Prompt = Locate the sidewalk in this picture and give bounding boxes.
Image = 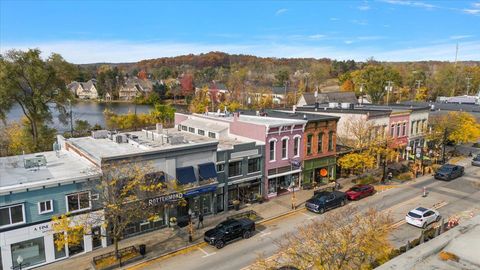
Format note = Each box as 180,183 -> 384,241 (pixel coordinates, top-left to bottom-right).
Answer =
36,189 -> 316,270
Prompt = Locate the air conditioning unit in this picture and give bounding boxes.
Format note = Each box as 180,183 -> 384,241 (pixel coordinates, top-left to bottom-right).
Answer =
114,134 -> 128,143
91,130 -> 108,139
24,155 -> 47,169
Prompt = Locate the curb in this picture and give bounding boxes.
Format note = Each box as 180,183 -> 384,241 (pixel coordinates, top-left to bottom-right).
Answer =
126,205 -> 308,269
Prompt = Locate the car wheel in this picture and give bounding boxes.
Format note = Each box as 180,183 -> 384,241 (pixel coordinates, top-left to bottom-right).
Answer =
319,208 -> 325,214
243,230 -> 251,239
422,222 -> 427,229
340,200 -> 345,206
215,240 -> 225,249
436,216 -> 441,222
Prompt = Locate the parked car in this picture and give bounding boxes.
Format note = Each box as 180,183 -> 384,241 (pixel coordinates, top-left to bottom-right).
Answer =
204,218 -> 255,249
345,184 -> 375,200
434,164 -> 464,181
472,154 -> 480,167
405,207 -> 440,228
305,190 -> 347,214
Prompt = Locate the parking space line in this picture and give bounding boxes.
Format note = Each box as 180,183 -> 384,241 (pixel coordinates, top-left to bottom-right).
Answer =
259,231 -> 272,237
198,246 -> 216,258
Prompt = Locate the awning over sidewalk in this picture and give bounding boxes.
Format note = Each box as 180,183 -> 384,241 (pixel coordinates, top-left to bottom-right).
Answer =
198,162 -> 217,180
176,166 -> 196,184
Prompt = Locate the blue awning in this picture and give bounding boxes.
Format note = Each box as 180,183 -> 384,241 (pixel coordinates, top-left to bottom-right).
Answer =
176,166 -> 196,185
198,162 -> 217,181
184,184 -> 218,197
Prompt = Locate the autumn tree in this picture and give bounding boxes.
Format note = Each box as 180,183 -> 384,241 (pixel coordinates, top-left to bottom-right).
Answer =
349,64 -> 402,103
150,104 -> 176,127
275,68 -> 290,86
180,73 -> 195,97
252,207 -> 393,270
52,161 -> 185,260
189,86 -> 211,113
338,152 -> 375,175
0,49 -> 74,151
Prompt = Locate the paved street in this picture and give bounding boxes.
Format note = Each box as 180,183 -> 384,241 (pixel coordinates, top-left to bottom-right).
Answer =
129,159 -> 480,270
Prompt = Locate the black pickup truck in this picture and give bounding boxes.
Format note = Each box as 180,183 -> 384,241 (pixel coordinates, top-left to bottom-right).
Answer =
204,218 -> 255,249
305,190 -> 347,214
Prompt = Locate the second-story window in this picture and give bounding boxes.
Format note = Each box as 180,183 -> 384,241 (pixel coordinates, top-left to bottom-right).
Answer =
396,124 -> 401,137
293,136 -> 300,157
402,123 -> 407,136
66,191 -> 91,213
317,133 -> 324,153
416,120 -> 420,134
390,124 -> 395,137
248,158 -> 261,173
411,121 -> 415,135
216,163 -> 225,172
307,134 -> 313,155
228,161 -> 242,177
281,138 -> 288,159
328,131 -> 334,151
38,200 -> 53,214
0,204 -> 25,228
269,140 -> 276,161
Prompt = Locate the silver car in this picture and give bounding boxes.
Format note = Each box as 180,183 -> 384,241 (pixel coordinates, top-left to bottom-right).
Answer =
472,154 -> 480,167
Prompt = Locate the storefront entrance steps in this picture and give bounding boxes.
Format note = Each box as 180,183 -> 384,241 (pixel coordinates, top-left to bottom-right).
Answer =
34,189 -> 317,270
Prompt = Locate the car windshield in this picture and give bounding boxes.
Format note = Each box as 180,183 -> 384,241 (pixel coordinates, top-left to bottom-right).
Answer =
438,166 -> 453,172
408,211 -> 422,218
314,195 -> 328,202
349,187 -> 361,192
216,223 -> 228,231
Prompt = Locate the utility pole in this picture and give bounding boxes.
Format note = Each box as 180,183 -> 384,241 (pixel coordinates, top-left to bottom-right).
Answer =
451,42 -> 459,97
68,99 -> 73,136
385,81 -> 393,106
442,128 -> 448,164
466,77 -> 472,95
284,80 -> 288,108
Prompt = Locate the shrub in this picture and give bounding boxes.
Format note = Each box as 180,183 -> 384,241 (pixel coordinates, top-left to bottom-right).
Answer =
439,251 -> 459,262
396,172 -> 414,181
357,174 -> 377,185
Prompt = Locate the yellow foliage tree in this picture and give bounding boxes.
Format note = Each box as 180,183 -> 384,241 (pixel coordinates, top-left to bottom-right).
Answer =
52,161 -> 185,260
429,112 -> 480,149
414,86 -> 428,101
252,207 -> 393,270
189,85 -> 211,113
338,152 -> 375,174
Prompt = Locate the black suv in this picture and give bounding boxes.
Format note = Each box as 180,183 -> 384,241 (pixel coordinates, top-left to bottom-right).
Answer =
204,218 -> 255,249
305,190 -> 347,214
434,164 -> 464,181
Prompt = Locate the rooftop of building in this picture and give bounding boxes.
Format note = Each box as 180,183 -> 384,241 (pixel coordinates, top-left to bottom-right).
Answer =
0,150 -> 101,194
401,101 -> 480,113
244,109 -> 340,122
190,112 -> 307,127
296,105 -> 392,117
67,128 -> 218,162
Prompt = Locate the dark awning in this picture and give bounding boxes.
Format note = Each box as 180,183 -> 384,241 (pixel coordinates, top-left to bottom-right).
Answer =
176,166 -> 196,184
198,162 -> 217,181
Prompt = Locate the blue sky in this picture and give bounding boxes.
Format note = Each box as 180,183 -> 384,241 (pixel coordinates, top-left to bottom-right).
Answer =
1,0 -> 479,63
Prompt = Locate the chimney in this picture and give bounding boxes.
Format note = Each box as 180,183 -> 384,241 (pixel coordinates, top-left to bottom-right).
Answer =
156,123 -> 163,134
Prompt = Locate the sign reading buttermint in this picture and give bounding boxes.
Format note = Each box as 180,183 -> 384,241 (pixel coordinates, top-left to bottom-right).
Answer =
147,193 -> 183,206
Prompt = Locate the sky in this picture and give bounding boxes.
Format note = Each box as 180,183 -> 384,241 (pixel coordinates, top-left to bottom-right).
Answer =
1,0 -> 480,64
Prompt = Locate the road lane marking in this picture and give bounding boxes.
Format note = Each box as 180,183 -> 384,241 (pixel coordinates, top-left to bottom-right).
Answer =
301,212 -> 315,220
259,231 -> 272,237
198,246 -> 216,258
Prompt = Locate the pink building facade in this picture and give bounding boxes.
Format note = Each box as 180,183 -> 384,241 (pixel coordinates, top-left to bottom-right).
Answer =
388,111 -> 410,159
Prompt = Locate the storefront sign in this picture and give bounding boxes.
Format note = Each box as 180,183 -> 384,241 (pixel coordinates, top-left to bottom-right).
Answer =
320,168 -> 328,177
147,193 -> 183,206
29,223 -> 53,234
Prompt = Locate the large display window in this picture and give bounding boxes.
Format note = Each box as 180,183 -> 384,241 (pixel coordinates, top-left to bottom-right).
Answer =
11,237 -> 46,268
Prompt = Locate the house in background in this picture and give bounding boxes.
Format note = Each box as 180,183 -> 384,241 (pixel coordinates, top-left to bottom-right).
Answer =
119,77 -> 153,100
67,79 -> 99,99
297,91 -> 358,107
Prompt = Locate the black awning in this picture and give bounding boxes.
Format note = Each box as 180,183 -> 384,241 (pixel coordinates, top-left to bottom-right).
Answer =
198,162 -> 217,181
176,166 -> 196,184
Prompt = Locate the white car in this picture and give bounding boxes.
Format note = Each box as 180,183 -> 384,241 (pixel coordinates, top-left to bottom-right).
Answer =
405,207 -> 441,228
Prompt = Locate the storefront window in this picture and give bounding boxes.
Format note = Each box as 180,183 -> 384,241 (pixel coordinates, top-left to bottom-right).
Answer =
11,237 -> 46,268
268,178 -> 277,194
68,230 -> 84,256
53,233 -> 67,259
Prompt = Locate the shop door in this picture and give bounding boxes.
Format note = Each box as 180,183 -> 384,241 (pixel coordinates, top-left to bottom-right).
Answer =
92,227 -> 103,249
199,194 -> 212,215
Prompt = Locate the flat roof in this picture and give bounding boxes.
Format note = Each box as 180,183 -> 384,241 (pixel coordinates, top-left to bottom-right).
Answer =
0,150 -> 101,194
296,106 -> 391,117
68,128 -> 218,161
180,118 -> 228,133
237,113 -> 307,127
267,110 -> 340,121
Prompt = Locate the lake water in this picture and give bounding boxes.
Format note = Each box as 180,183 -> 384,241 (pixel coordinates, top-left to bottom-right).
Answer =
5,101 -> 185,132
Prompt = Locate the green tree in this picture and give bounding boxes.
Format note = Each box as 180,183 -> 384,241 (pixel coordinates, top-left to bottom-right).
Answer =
350,64 -> 402,103
0,49 -> 74,151
275,68 -> 290,86
150,104 -> 176,126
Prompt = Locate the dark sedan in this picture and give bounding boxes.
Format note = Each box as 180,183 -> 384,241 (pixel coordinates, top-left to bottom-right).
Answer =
434,164 -> 464,181
345,184 -> 375,200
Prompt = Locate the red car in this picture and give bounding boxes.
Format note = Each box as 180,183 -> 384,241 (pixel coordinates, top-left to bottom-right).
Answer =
345,184 -> 375,200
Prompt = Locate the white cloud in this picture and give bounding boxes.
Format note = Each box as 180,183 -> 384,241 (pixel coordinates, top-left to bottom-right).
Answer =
381,0 -> 436,9
358,5 -> 371,11
463,9 -> 480,14
474,2 -> 480,8
450,35 -> 474,40
1,40 -> 479,63
275,8 -> 288,15
330,17 -> 339,21
308,34 -> 327,40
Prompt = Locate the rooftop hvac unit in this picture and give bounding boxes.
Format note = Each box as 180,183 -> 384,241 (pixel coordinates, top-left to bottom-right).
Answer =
24,155 -> 47,169
114,134 -> 128,144
169,135 -> 185,145
92,130 -> 108,139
